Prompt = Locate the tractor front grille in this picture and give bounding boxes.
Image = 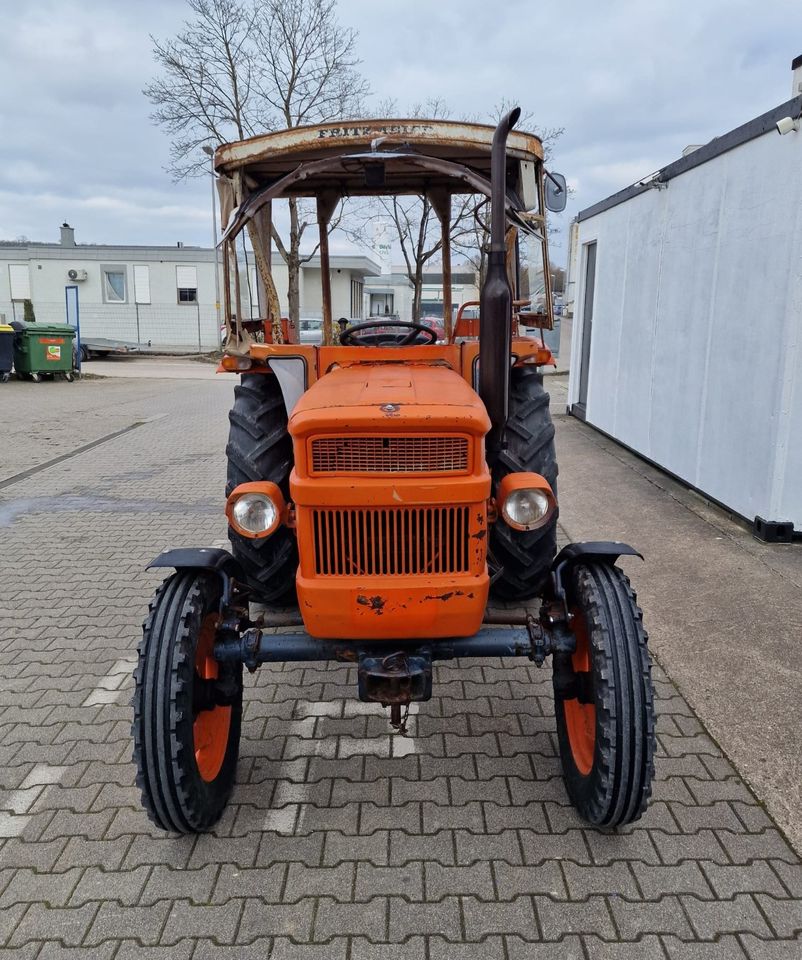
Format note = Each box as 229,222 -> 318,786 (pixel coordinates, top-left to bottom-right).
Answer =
310,436 -> 469,475
311,505 -> 471,576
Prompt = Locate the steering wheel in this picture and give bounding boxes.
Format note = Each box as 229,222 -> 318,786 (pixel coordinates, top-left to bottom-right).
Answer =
339,320 -> 438,347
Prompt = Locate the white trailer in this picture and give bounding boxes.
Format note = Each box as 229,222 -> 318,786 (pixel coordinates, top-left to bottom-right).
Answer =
568,76 -> 802,540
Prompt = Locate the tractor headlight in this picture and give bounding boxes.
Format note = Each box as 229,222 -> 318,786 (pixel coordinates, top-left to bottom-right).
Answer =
502,489 -> 550,528
496,473 -> 556,531
233,494 -> 277,535
226,482 -> 286,539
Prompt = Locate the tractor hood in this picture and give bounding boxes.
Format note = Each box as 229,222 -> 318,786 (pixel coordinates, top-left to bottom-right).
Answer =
288,363 -> 491,440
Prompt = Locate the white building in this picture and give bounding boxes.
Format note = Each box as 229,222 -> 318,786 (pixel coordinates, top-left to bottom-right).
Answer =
0,224 -> 379,350
364,268 -> 480,321
568,57 -> 802,538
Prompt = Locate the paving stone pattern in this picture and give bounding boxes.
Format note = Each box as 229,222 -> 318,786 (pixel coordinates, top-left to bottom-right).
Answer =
0,376 -> 800,958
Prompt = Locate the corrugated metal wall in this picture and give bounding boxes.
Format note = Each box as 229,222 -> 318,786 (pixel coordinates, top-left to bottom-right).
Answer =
569,125 -> 802,527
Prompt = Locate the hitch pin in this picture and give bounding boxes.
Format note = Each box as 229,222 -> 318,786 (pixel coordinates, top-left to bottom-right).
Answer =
389,703 -> 411,736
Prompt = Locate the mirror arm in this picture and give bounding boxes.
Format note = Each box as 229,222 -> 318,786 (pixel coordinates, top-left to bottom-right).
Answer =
544,168 -> 563,189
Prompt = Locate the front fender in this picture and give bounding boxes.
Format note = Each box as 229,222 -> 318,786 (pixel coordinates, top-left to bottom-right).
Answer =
147,547 -> 245,606
549,540 -> 643,615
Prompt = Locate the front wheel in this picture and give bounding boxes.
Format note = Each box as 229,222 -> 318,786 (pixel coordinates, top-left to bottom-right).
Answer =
132,572 -> 243,833
553,562 -> 655,827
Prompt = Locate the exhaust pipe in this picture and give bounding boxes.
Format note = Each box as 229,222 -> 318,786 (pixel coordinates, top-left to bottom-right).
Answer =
479,106 -> 521,463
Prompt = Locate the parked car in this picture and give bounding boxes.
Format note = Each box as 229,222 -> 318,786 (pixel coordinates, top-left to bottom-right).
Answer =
299,317 -> 324,344
419,315 -> 446,341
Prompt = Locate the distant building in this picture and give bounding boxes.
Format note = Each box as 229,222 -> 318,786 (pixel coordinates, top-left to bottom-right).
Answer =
568,56 -> 802,536
0,224 -> 379,349
364,268 -> 480,320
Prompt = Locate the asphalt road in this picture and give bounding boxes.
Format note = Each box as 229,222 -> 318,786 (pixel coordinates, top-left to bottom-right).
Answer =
0,369 -> 799,957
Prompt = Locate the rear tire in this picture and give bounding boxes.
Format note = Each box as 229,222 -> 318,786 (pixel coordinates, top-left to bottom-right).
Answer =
225,373 -> 298,604
554,562 -> 656,826
489,366 -> 559,599
132,572 -> 243,833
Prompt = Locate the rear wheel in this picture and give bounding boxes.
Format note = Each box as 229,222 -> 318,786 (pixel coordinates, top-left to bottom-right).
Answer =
554,562 -> 655,826
226,373 -> 297,604
489,366 -> 558,599
132,572 -> 243,833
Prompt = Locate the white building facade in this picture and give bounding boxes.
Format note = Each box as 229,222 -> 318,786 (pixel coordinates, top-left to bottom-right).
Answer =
569,73 -> 802,536
0,224 -> 379,350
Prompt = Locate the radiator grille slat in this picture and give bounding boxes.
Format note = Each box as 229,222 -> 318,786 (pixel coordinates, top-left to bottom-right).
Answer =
311,506 -> 472,576
311,436 -> 469,474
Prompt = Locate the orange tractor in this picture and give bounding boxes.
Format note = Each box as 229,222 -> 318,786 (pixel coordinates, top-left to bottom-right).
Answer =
133,110 -> 655,833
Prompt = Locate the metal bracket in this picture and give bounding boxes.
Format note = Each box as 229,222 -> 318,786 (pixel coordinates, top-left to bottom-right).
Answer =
528,613 -> 575,667
241,628 -> 262,673
357,650 -> 433,705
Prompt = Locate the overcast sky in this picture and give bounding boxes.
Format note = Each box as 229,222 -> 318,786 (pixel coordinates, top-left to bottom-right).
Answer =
1,0 -> 801,265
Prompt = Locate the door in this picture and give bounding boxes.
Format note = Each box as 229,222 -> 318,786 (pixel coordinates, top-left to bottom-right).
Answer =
576,242 -> 597,416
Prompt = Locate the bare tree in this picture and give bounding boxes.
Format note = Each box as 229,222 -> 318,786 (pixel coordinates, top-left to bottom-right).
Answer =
144,0 -> 369,323
365,193 -> 475,321
358,98 -> 564,321
252,0 -> 369,323
452,104 -> 565,290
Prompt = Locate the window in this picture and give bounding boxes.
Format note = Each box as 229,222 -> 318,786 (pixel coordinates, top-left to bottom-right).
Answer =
133,265 -> 151,304
350,278 -> 364,319
8,264 -> 31,300
176,265 -> 198,304
102,267 -> 126,303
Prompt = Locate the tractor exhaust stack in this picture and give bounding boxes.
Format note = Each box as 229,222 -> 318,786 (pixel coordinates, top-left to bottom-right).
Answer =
479,106 -> 521,463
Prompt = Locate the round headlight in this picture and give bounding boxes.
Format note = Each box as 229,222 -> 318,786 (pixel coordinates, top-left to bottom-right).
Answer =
232,493 -> 278,535
503,488 -> 551,529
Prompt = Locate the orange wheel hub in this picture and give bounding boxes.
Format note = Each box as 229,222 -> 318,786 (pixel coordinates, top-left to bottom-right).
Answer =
193,614 -> 231,782
563,608 -> 596,775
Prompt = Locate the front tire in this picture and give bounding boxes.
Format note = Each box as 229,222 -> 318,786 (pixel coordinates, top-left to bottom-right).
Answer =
554,562 -> 656,827
132,572 -> 243,833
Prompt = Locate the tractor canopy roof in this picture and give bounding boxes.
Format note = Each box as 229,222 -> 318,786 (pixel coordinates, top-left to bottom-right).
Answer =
215,119 -> 545,242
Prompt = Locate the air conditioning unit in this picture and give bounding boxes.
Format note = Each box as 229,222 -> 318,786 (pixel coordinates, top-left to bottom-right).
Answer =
67,269 -> 88,281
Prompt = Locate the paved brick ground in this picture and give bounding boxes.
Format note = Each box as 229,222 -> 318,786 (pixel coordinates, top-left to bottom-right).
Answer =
0,375 -> 800,958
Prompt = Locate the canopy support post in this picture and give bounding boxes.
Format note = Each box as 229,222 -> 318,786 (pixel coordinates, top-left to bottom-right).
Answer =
429,189 -> 453,341
317,192 -> 339,346
248,202 -> 283,343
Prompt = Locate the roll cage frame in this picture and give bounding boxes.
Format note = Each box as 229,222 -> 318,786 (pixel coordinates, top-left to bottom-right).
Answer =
211,119 -> 557,352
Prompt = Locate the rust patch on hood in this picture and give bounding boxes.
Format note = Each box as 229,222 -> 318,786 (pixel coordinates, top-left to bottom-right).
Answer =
422,590 -> 467,602
357,594 -> 386,613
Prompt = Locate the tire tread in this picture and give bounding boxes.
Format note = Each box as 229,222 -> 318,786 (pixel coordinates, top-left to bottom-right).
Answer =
554,562 -> 656,827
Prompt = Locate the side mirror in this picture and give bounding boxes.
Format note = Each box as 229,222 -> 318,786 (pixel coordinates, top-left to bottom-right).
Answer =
545,171 -> 567,213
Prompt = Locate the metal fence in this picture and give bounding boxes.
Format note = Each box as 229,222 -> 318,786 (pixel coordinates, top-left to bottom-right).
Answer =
0,300 -> 222,352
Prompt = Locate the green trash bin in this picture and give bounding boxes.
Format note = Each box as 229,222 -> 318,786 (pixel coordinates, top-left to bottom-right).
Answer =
13,323 -> 76,382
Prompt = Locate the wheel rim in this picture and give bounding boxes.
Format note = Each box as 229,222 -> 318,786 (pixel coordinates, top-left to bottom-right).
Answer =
563,607 -> 596,775
193,614 -> 231,782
